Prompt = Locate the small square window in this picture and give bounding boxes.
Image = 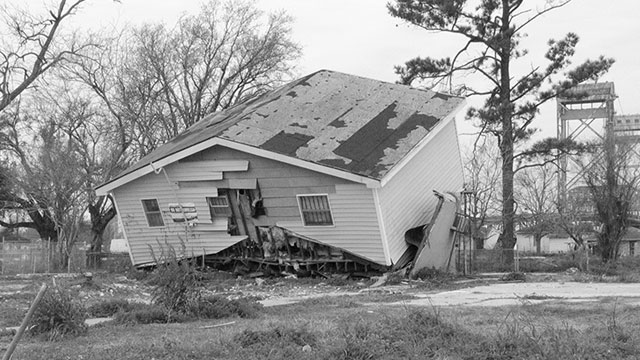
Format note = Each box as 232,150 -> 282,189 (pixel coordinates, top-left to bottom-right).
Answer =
298,195 -> 334,226
141,199 -> 164,227
208,196 -> 232,217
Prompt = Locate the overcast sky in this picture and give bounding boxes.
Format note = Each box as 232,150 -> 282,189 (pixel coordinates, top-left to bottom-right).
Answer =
33,0 -> 640,143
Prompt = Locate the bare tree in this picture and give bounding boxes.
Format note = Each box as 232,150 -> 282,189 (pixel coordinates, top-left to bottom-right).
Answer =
463,136 -> 501,249
583,131 -> 640,262
0,98 -> 87,268
45,85 -> 125,268
70,0 -> 300,156
0,0 -> 301,269
0,0 -> 90,112
387,0 -> 614,262
103,0 -> 302,142
0,105 -> 58,241
514,163 -> 557,254
61,0 -> 300,265
556,186 -> 596,249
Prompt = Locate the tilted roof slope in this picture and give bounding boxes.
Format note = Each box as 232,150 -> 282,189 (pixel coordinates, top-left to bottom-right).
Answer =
100,70 -> 464,189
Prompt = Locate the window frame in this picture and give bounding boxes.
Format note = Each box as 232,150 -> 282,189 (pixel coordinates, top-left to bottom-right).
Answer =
296,194 -> 335,227
207,195 -> 233,218
140,198 -> 165,227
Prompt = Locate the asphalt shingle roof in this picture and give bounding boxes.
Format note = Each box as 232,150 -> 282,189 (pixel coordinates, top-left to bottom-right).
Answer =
108,70 -> 463,184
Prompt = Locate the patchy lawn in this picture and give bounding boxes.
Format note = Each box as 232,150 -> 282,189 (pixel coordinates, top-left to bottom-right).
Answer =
2,270 -> 640,359
4,298 -> 640,360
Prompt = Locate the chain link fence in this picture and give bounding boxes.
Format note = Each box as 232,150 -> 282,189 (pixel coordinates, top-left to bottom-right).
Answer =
456,248 -> 517,274
0,238 -> 128,275
458,247 -> 588,274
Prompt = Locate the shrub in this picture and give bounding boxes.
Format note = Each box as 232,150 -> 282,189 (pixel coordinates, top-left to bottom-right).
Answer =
149,242 -> 203,314
29,285 -> 87,341
501,272 -> 526,281
87,299 -> 132,317
190,295 -> 262,319
113,303 -> 187,324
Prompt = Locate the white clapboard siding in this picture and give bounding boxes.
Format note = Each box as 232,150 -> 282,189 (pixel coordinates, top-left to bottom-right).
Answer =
192,145 -> 354,223
189,146 -> 385,262
164,159 -> 248,181
277,184 -> 385,264
114,144 -> 385,266
376,120 -> 464,264
173,160 -> 249,172
112,170 -> 244,266
169,172 -> 223,181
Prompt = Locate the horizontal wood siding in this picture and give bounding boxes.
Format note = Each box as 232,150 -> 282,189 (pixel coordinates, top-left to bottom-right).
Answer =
278,184 -> 385,263
112,170 -> 242,266
376,120 -> 464,265
113,144 -> 386,265
186,146 -> 386,263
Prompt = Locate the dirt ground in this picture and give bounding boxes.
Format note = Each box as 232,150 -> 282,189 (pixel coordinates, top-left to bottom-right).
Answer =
3,271 -> 640,360
2,271 -> 640,329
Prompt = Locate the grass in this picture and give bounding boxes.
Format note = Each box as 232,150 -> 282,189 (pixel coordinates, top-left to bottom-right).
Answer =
4,260 -> 640,358
5,295 -> 640,359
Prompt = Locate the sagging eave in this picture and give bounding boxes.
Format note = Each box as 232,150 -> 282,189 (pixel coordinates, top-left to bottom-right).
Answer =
95,137 -> 382,196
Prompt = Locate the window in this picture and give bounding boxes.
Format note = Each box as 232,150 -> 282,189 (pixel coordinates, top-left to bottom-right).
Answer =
141,199 -> 164,227
631,241 -> 636,256
207,195 -> 232,217
298,194 -> 334,226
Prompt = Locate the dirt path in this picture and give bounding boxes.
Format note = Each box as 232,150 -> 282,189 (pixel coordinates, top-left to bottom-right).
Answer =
393,282 -> 640,307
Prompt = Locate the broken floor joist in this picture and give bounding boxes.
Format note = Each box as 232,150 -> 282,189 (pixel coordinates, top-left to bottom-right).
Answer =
204,226 -> 387,275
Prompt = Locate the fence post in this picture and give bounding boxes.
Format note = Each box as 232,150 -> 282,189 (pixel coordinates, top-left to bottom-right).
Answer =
47,238 -> 50,273
2,283 -> 48,360
67,246 -> 71,273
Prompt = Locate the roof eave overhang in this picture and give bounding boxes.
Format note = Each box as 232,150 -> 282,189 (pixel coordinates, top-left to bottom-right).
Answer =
95,137 -> 381,196
379,98 -> 467,188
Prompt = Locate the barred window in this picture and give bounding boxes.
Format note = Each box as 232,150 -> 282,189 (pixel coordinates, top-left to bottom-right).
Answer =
141,199 -> 164,227
298,195 -> 334,226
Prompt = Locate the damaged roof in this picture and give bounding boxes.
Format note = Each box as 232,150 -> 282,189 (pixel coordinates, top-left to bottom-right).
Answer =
104,70 -> 464,185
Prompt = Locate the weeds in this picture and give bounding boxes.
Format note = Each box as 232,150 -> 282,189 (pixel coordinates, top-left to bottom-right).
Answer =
149,242 -> 203,315
28,285 -> 87,341
234,323 -> 316,348
113,303 -> 188,324
190,295 -> 262,319
410,267 -> 456,290
87,299 -> 133,317
501,271 -> 526,281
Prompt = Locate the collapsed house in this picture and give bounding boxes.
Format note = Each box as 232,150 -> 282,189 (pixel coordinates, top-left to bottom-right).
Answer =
95,70 -> 466,272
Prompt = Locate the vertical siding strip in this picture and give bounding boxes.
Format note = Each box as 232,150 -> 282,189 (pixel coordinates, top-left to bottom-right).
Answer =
377,120 -> 464,264
373,188 -> 391,265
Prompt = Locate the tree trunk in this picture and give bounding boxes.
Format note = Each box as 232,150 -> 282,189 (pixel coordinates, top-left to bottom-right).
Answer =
497,0 -> 515,265
534,233 -> 542,254
86,196 -> 117,269
86,233 -> 104,269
